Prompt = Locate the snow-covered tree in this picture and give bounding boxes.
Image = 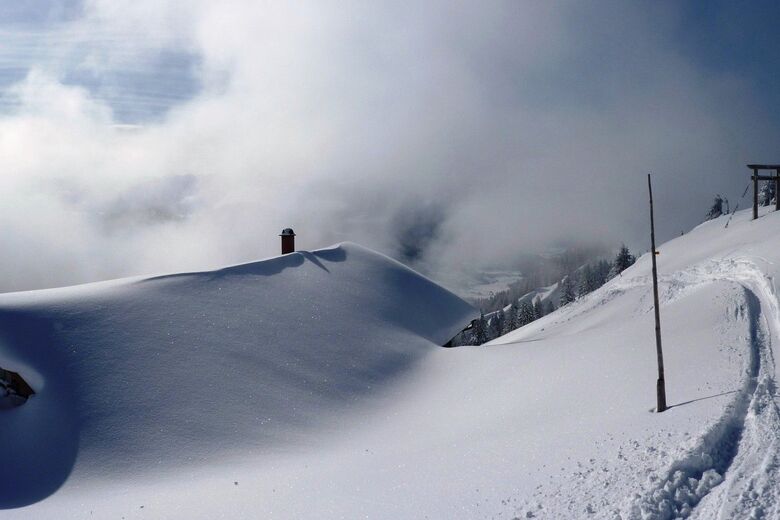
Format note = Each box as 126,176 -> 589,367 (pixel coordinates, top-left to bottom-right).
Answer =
502,306 -> 515,335
533,298 -> 544,320
543,300 -> 556,315
705,194 -> 727,220
577,265 -> 593,298
517,301 -> 536,327
592,260 -> 611,288
491,309 -> 505,339
577,259 -> 612,296
473,312 -> 487,345
608,245 -> 636,280
760,181 -> 776,207
559,276 -> 576,307
507,302 -> 520,331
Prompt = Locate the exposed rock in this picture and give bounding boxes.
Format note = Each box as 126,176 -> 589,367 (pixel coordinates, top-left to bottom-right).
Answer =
0,367 -> 34,409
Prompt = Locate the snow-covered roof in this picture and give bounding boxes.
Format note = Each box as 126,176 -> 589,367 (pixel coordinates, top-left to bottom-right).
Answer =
0,241 -> 476,510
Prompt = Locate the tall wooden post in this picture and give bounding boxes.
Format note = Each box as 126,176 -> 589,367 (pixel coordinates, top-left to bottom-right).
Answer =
648,174 -> 667,413
754,168 -> 759,220
776,169 -> 780,212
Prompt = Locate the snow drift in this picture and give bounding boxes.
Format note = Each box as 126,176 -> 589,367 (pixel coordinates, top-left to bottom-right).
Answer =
6,207 -> 780,519
0,242 -> 476,509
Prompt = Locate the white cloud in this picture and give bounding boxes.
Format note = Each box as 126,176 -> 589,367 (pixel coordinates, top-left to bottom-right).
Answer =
0,1 -> 776,292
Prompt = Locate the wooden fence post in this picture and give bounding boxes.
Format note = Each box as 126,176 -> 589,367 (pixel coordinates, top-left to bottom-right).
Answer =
754,168 -> 759,220
648,174 -> 667,413
776,169 -> 780,212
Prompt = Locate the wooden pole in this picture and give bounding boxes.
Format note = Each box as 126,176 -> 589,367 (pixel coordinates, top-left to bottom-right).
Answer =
648,174 -> 667,413
754,168 -> 759,220
776,169 -> 780,212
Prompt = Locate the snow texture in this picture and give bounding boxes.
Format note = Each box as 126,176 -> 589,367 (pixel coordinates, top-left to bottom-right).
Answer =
5,208 -> 780,519
0,242 -> 476,512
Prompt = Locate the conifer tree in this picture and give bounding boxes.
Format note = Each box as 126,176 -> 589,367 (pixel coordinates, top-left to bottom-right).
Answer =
593,259 -> 611,288
705,194 -> 726,220
502,306 -> 515,335
473,312 -> 487,345
608,245 -> 636,280
510,301 -> 522,329
760,181 -> 776,207
518,301 -> 536,327
533,298 -> 544,319
577,265 -> 593,298
559,276 -> 576,307
492,309 -> 505,339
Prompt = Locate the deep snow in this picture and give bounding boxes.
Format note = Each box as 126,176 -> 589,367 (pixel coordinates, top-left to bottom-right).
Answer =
3,208 -> 780,519
0,242 -> 476,512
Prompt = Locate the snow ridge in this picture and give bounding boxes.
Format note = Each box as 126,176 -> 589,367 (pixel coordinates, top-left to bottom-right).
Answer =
0,242 -> 478,510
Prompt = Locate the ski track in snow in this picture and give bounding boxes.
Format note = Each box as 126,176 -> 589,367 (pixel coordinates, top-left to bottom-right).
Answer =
617,258 -> 780,519
507,257 -> 780,519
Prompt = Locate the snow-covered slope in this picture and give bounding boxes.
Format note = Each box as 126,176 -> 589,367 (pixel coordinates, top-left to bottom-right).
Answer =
5,207 -> 780,519
0,242 -> 476,512
490,207 -> 780,518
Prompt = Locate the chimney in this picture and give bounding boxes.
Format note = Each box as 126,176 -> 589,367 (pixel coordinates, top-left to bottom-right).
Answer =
279,228 -> 296,254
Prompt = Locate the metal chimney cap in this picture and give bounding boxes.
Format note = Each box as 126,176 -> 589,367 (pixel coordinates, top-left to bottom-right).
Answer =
279,228 -> 296,236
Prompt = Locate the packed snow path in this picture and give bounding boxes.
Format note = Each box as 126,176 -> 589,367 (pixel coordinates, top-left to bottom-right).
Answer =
616,259 -> 780,519
489,207 -> 780,520
488,253 -> 780,520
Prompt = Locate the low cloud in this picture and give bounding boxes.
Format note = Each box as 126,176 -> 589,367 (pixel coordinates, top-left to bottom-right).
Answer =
0,1 -> 777,293
97,174 -> 200,234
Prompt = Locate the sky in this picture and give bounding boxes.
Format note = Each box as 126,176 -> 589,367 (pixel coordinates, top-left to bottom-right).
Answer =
0,1 -> 778,293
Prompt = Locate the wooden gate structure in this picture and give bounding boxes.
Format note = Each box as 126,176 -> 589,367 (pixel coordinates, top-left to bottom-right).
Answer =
748,164 -> 780,220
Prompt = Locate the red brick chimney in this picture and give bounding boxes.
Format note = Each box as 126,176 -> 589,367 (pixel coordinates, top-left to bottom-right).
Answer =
279,228 -> 296,254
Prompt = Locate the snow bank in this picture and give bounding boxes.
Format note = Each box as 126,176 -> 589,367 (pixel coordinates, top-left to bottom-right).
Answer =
0,242 -> 476,509
7,207 -> 780,519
